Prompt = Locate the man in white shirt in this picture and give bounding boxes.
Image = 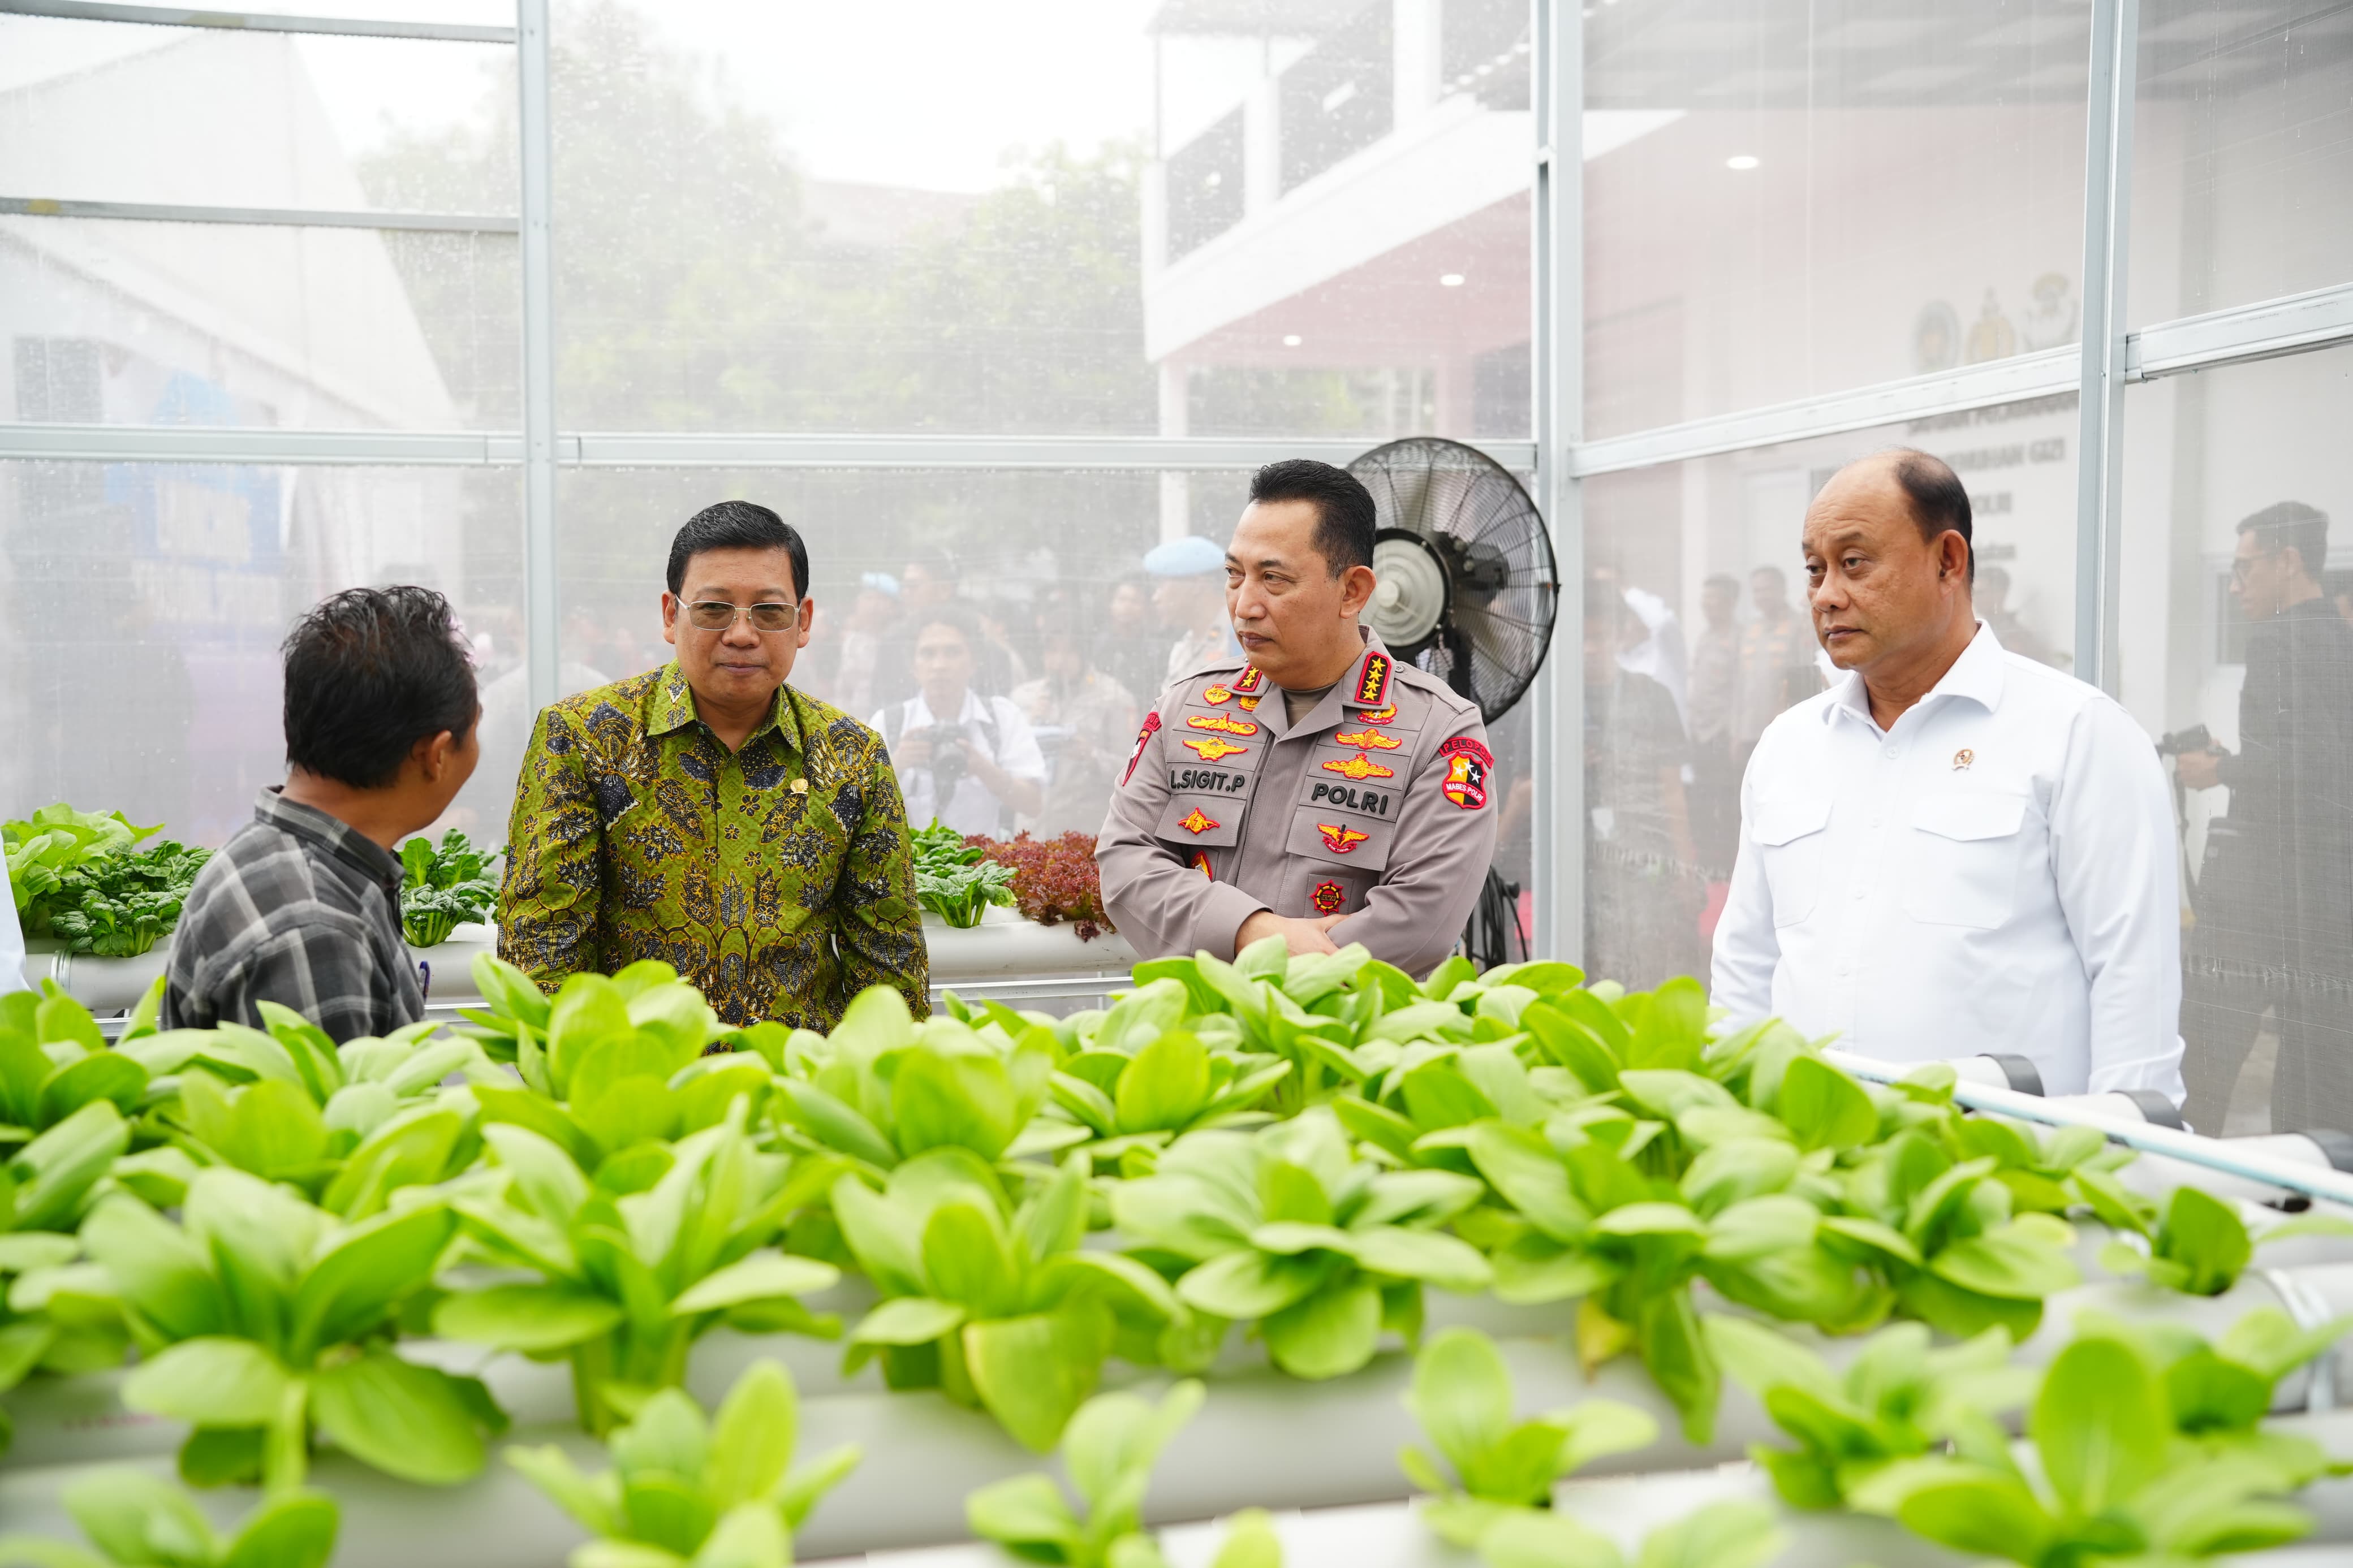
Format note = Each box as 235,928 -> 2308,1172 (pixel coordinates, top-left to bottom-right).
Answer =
1,866 -> 27,994
1711,450 -> 2184,1103
874,605 -> 1046,838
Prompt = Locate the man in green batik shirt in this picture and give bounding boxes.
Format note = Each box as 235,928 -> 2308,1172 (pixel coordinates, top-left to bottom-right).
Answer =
499,501 -> 927,1028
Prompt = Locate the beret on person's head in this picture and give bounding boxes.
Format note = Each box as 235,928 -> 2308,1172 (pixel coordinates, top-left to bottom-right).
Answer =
1143,535 -> 1226,578
859,571 -> 901,597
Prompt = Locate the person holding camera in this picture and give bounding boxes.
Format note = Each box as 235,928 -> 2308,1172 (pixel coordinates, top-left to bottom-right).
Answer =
2174,502 -> 2353,1133
874,605 -> 1046,838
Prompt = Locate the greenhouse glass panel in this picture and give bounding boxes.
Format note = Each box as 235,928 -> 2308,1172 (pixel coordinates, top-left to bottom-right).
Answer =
1578,396 -> 2080,990
544,1 -> 1532,441
2115,345 -> 2353,1138
1584,1 -> 2092,439
2127,0 -> 2353,327
0,460 -> 522,848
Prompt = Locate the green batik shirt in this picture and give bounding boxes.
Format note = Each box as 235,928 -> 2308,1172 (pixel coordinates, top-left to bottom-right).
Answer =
498,662 -> 928,1029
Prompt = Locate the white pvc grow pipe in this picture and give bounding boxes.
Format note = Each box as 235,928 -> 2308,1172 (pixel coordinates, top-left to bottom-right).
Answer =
1828,1048 -> 2353,1210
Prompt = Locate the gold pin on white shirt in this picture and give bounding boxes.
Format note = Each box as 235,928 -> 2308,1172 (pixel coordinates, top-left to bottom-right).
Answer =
1952,748 -> 1975,771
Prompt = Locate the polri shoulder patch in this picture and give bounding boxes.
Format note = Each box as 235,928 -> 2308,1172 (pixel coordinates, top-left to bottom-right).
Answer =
1122,711 -> 1162,785
1351,651 -> 1391,707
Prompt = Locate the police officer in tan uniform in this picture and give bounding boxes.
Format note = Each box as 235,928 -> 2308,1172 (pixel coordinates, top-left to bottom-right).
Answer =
1097,460 -> 1498,978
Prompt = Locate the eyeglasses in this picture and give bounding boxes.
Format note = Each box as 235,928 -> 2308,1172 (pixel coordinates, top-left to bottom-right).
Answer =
685,600 -> 799,632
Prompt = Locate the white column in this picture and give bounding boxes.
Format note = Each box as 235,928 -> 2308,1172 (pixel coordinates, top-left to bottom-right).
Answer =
1395,0 -> 1442,127
1159,360 -> 1191,544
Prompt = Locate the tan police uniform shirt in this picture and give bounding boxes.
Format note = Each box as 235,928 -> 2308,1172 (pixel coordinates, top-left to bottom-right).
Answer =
1096,631 -> 1499,979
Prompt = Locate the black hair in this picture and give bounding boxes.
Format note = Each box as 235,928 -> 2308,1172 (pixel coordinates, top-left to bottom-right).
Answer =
283,586 -> 478,789
666,500 -> 809,602
1248,458 -> 1377,576
2238,501 -> 2329,580
910,603 -> 999,694
1702,573 -> 1740,595
1888,448 -> 1975,585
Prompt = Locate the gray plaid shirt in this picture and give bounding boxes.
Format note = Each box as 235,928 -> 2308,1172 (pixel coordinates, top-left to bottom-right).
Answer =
162,789 -> 423,1042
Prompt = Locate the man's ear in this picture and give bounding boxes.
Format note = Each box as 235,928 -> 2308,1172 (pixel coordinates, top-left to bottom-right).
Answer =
1338,563 -> 1378,618
661,590 -> 680,648
415,729 -> 458,783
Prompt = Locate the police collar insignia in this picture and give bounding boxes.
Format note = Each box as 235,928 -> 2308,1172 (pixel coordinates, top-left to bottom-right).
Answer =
1316,822 -> 1369,853
1312,879 -> 1346,913
1178,806 -> 1219,835
1351,651 -> 1391,707
1438,735 -> 1492,810
1122,711 -> 1161,785
1231,665 -> 1266,694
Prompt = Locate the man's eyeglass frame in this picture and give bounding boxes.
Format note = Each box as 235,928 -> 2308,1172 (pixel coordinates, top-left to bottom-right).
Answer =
683,599 -> 801,632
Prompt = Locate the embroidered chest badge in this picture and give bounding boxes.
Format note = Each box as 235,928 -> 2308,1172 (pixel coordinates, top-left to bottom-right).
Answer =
1352,651 -> 1391,706
1178,806 -> 1219,835
1190,850 -> 1213,877
1201,684 -> 1234,705
1953,748 -> 1975,771
1122,711 -> 1162,785
1312,880 -> 1346,914
1182,736 -> 1249,763
1439,735 -> 1494,810
1188,714 -> 1259,736
1358,700 -> 1398,724
1317,822 -> 1369,853
1333,727 -> 1402,750
1236,694 -> 1262,711
1321,751 -> 1396,781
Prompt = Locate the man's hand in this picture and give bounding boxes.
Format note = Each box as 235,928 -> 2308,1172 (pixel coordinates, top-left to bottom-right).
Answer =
2174,747 -> 2225,791
1236,908 -> 1346,957
895,732 -> 934,768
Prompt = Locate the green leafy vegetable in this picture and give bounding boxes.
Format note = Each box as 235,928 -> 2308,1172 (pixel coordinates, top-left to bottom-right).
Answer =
397,830 -> 499,947
0,1468 -> 338,1568
1476,1500 -> 1789,1568
507,1358 -> 860,1568
1398,1326 -> 1657,1545
911,819 -> 1016,928
3,805 -> 160,931
964,1379 -> 1204,1568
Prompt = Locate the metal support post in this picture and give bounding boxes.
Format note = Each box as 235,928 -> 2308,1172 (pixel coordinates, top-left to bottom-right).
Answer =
518,0 -> 559,712
2072,0 -> 2137,690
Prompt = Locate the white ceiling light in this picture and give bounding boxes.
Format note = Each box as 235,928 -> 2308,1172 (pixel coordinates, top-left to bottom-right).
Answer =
1440,273 -> 1466,287
1282,334 -> 1303,347
1726,154 -> 1761,171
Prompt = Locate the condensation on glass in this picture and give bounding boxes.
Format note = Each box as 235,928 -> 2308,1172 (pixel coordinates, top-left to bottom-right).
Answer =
2117,346 -> 2353,1137
2128,1 -> 2353,326
0,461 -> 522,847
1584,2 -> 2093,438
1578,399 -> 2080,991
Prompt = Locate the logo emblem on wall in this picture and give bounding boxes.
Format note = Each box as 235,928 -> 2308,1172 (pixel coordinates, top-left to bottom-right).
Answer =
1182,736 -> 1249,762
1333,727 -> 1402,750
1438,735 -> 1493,810
1188,714 -> 1259,736
1122,712 -> 1161,785
1312,880 -> 1346,914
1321,751 -> 1395,781
1178,807 -> 1219,835
1352,652 -> 1391,707
1317,822 -> 1369,854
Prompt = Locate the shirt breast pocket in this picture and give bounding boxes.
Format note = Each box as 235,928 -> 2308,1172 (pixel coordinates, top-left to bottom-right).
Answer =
1751,796 -> 1832,927
1903,792 -> 2030,930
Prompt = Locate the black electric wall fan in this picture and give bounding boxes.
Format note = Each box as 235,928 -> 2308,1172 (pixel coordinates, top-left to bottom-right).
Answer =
1347,437 -> 1561,966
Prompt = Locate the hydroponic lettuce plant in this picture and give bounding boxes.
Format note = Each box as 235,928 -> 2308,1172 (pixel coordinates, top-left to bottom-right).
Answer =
1111,1109 -> 1491,1379
3,805 -> 160,932
965,1379 -> 1204,1568
0,1468 -> 338,1568
2088,1182 -> 2353,1297
1398,1327 -> 1658,1547
912,819 -> 1015,928
833,1149 -> 1184,1450
1706,1316 -> 2035,1508
768,986 -> 1070,1181
397,830 -> 499,948
434,1099 -> 842,1434
1046,1012 -> 1291,1172
972,830 -> 1114,939
44,840 -> 212,958
1,1100 -> 136,1454
1476,1501 -> 1789,1568
507,1359 -> 860,1568
84,1168 -> 503,1489
0,987 -> 152,1152
1851,1331 -> 2326,1566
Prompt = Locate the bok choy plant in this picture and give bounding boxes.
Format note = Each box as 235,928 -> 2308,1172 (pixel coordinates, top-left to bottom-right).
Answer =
1473,1501 -> 1789,1568
1111,1109 -> 1490,1380
507,1359 -> 860,1568
0,1468 -> 338,1568
964,1379 -> 1205,1568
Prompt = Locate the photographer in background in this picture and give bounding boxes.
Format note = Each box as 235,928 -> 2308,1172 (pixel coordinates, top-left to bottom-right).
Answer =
875,605 -> 1045,838
2174,502 -> 2353,1133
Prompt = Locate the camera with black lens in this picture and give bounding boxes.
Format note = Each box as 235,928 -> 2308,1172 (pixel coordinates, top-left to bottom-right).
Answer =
907,724 -> 968,791
2157,723 -> 2213,757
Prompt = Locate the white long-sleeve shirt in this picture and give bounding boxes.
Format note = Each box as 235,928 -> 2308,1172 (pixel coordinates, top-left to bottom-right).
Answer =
0,864 -> 25,994
1710,622 -> 2184,1102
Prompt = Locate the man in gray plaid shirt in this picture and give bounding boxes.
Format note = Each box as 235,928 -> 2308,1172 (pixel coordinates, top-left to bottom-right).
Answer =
164,587 -> 481,1042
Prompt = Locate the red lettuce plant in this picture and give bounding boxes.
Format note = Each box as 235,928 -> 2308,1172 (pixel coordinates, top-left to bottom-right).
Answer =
965,832 -> 1114,940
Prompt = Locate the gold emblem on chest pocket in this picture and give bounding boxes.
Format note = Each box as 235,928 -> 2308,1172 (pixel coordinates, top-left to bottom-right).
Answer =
1183,736 -> 1249,762
1321,751 -> 1396,781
